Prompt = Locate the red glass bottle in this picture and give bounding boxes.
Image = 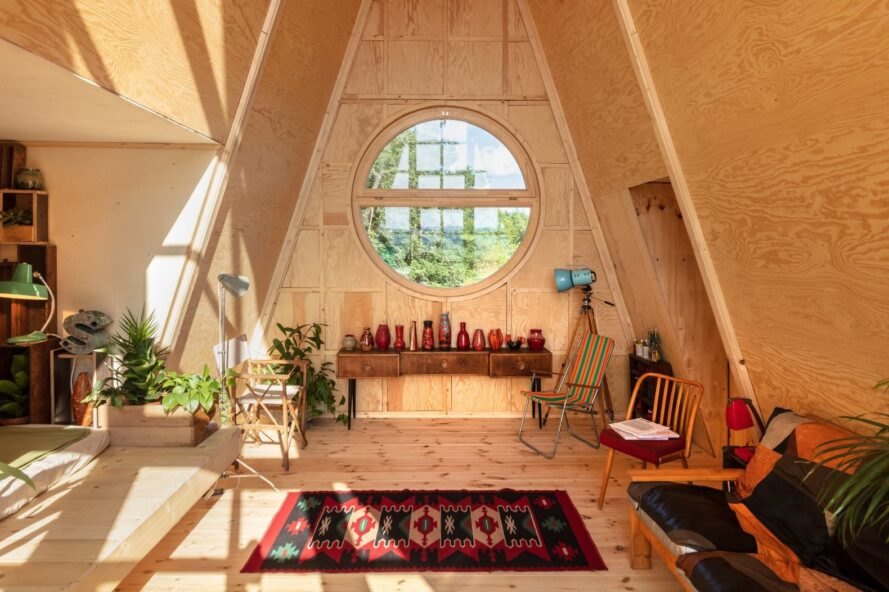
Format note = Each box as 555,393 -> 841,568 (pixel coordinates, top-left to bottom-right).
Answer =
438,312 -> 451,350
393,325 -> 405,351
456,322 -> 470,351
422,320 -> 435,351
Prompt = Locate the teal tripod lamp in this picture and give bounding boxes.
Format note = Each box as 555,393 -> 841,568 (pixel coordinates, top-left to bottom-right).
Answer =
0,263 -> 55,344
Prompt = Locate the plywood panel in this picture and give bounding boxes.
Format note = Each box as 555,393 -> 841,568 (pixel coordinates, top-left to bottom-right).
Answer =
0,0 -> 269,141
345,41 -> 385,95
510,291 -> 573,352
363,0 -> 385,38
507,105 -> 567,163
623,0 -> 889,423
506,0 -> 527,39
322,163 -> 352,226
510,230 -> 570,289
386,285 -> 444,329
448,0 -> 504,38
450,286 -> 508,335
323,103 -> 385,162
270,291 -> 321,330
387,41 -> 445,95
507,42 -> 545,97
527,0 -> 665,194
324,227 -> 386,289
446,41 -> 503,96
172,0 -> 362,371
542,167 -> 571,227
387,0 -> 446,37
451,376 -> 510,412
387,375 -> 449,411
302,176 -> 322,228
324,290 -> 387,346
281,229 -> 321,288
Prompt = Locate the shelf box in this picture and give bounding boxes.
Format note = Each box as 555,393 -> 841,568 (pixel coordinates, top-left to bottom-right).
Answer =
1,190 -> 48,243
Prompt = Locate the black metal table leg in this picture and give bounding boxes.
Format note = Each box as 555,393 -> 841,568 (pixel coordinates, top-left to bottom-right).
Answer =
348,379 -> 356,430
531,376 -> 543,430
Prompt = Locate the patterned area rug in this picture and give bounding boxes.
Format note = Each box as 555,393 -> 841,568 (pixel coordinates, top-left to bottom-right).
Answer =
242,489 -> 607,573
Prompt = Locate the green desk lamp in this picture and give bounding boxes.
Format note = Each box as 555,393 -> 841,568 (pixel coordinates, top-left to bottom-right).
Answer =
0,263 -> 55,344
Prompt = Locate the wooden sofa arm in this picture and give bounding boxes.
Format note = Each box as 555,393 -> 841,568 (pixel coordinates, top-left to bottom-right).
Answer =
628,468 -> 744,483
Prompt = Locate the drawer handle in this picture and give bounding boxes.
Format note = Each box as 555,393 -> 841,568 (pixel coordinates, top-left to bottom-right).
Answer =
439,359 -> 448,369
362,363 -> 372,372
517,361 -> 526,370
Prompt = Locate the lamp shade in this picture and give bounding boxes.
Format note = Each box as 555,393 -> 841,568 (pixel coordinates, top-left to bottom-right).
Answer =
0,263 -> 48,300
726,398 -> 755,431
553,268 -> 596,292
218,273 -> 250,298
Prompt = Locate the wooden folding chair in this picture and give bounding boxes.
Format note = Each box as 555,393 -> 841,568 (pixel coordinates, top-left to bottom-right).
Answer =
234,358 -> 308,471
518,334 -> 615,459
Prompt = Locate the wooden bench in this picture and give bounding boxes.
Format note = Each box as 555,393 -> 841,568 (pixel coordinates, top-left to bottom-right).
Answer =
0,426 -> 239,591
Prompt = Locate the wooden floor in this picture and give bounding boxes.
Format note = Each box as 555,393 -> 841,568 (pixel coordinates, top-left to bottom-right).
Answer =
118,417 -> 706,591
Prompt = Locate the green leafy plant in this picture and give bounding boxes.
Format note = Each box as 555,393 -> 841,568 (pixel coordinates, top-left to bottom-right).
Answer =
269,323 -> 345,425
0,461 -> 34,489
86,308 -> 168,408
816,378 -> 889,545
160,365 -> 219,415
0,353 -> 29,419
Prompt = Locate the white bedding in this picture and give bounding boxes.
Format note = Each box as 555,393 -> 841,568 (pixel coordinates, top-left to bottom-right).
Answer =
0,425 -> 111,520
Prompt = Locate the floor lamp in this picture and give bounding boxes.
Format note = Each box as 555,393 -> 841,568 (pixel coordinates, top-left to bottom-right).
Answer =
216,273 -> 278,492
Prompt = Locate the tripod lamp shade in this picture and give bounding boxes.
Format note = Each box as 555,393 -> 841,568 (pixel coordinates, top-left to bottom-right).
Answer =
0,263 -> 48,300
553,268 -> 596,293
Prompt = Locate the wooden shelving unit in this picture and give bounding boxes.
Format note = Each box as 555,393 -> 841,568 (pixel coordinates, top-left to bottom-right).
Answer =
1,189 -> 49,243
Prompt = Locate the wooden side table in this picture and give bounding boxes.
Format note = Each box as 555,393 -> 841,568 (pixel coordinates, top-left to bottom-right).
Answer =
335,348 -> 552,429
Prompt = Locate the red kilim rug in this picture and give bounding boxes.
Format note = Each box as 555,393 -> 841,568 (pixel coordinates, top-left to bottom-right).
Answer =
242,489 -> 606,573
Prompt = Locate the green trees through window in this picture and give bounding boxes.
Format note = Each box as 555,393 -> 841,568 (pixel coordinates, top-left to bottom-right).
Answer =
357,116 -> 534,291
361,206 -> 530,288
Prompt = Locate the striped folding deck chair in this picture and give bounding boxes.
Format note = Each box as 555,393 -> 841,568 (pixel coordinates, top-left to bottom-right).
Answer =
518,334 -> 615,459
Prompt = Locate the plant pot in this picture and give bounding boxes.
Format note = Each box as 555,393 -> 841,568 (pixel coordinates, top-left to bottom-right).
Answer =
0,415 -> 29,426
99,402 -> 213,447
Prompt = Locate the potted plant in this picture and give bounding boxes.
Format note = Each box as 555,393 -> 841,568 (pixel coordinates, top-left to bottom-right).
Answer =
0,353 -> 29,425
86,308 -> 220,446
816,378 -> 889,545
269,323 -> 346,426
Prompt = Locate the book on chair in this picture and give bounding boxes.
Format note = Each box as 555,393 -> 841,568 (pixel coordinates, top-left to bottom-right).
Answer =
610,418 -> 679,440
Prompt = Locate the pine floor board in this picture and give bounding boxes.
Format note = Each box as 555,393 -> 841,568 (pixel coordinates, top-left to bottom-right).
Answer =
119,418 -> 706,591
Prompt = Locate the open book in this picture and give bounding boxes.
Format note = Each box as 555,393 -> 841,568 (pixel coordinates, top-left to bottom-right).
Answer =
610,418 -> 679,440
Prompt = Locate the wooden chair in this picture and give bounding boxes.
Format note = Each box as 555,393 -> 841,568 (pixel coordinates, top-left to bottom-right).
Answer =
234,358 -> 308,471
597,372 -> 703,510
518,334 -> 614,459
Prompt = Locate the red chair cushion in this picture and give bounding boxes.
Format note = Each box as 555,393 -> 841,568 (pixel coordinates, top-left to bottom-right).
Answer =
599,427 -> 686,465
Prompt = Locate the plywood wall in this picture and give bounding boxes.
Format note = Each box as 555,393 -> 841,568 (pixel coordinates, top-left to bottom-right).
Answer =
266,0 -> 631,416
623,0 -> 889,421
169,0 -> 363,371
24,145 -> 219,332
0,0 -> 269,141
525,0 -> 665,196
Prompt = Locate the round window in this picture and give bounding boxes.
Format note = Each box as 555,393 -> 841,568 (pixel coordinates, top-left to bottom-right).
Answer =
353,108 -> 540,296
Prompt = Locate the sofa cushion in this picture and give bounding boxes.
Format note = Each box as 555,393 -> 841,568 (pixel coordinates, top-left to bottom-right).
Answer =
677,551 -> 799,592
599,428 -> 686,465
628,482 -> 757,554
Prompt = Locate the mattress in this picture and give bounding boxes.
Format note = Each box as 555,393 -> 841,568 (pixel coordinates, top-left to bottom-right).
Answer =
0,425 -> 111,520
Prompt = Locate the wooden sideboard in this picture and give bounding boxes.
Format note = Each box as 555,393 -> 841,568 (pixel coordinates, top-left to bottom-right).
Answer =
336,348 -> 552,429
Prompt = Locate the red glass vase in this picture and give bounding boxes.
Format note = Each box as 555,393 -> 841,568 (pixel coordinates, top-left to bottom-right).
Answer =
422,320 -> 435,351
375,324 -> 391,350
488,328 -> 503,352
456,322 -> 470,351
438,312 -> 451,350
359,327 -> 374,351
472,329 -> 486,351
393,325 -> 405,351
528,328 -> 546,351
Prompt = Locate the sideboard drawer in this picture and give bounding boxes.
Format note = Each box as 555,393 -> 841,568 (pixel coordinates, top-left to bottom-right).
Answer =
337,353 -> 399,378
400,352 -> 489,375
490,351 -> 552,377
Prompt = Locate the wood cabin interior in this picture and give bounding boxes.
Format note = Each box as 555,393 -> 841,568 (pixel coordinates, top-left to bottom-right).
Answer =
0,1 -> 886,591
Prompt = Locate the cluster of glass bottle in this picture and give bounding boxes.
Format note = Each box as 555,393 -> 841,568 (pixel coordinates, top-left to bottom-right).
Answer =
634,328 -> 663,362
